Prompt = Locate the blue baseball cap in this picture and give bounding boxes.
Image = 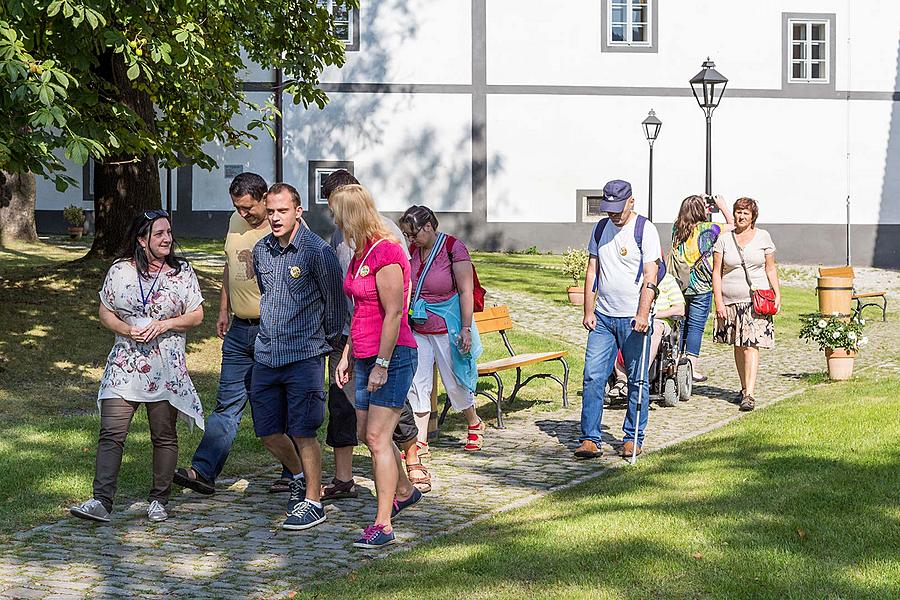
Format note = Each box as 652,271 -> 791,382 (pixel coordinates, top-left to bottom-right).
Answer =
599,180 -> 632,212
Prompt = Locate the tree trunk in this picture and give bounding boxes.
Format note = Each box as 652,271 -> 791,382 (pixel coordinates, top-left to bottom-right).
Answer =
0,171 -> 39,246
87,52 -> 161,259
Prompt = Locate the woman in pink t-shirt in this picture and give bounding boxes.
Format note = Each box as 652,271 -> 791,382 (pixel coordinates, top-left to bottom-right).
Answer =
332,185 -> 421,550
399,206 -> 485,458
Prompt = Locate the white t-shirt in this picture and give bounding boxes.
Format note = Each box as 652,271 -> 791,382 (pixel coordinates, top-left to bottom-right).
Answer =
587,215 -> 662,318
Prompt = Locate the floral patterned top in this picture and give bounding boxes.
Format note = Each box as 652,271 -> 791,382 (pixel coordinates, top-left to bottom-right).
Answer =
97,260 -> 205,430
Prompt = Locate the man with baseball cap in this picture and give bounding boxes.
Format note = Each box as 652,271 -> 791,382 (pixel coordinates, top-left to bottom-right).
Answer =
575,179 -> 662,459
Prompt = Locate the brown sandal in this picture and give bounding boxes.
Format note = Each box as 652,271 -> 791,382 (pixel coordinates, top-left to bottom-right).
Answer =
406,461 -> 432,493
465,420 -> 485,451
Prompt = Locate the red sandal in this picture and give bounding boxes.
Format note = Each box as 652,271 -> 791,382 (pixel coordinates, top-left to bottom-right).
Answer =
465,420 -> 485,451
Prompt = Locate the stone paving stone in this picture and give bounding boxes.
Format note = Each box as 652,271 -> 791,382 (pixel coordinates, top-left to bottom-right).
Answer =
0,285 -> 894,598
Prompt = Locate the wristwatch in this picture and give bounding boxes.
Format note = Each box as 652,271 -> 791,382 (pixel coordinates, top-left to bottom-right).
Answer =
375,357 -> 390,369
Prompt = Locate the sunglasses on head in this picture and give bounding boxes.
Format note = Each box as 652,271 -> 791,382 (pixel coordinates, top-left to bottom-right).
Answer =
143,209 -> 169,220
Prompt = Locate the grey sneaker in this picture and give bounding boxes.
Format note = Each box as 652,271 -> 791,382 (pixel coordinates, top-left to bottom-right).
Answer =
147,500 -> 168,522
70,499 -> 111,523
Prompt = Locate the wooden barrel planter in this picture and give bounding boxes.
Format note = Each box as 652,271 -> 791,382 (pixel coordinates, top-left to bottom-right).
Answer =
816,276 -> 853,316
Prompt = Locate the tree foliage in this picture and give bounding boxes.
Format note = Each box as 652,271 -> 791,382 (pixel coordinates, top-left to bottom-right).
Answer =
0,0 -> 356,188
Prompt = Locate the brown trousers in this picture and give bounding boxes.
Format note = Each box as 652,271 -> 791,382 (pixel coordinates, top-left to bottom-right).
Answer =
93,397 -> 179,512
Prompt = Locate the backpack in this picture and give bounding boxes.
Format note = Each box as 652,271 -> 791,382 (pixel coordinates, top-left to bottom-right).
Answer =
446,235 -> 486,312
409,235 -> 486,313
591,215 -> 666,293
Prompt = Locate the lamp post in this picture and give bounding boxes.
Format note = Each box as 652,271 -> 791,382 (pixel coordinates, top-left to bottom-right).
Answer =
689,58 -> 728,196
641,109 -> 662,221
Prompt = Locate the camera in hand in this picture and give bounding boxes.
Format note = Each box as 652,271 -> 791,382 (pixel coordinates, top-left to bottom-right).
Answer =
703,194 -> 719,213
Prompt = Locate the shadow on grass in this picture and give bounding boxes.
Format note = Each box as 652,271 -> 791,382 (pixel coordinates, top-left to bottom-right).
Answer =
300,419 -> 900,599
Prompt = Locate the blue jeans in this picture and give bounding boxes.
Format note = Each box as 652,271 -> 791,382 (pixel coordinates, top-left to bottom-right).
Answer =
580,311 -> 653,446
681,292 -> 712,357
191,318 -> 292,482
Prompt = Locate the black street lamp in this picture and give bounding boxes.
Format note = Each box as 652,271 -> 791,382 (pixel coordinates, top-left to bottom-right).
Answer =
689,58 -> 728,196
641,109 -> 662,221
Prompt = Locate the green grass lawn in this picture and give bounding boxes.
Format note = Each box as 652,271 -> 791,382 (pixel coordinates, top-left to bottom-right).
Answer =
301,370 -> 900,599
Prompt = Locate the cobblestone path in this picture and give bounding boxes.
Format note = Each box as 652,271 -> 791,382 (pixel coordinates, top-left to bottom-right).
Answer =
0,286 -> 895,599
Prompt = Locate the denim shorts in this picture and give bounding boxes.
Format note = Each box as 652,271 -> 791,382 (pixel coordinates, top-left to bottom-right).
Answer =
250,355 -> 326,438
354,345 -> 418,410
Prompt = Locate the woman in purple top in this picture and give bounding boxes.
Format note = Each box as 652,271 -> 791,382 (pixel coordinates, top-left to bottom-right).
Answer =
399,205 -> 485,465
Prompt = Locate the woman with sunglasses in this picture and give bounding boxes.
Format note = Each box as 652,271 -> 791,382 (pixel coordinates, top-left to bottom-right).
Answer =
70,209 -> 205,524
399,205 -> 485,465
668,194 -> 734,383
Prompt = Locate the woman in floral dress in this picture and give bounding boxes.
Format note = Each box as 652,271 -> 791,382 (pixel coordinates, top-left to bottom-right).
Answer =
70,210 -> 204,524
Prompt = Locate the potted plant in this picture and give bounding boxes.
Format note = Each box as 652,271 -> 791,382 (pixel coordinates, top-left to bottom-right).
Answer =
63,204 -> 86,240
799,313 -> 868,380
562,248 -> 589,305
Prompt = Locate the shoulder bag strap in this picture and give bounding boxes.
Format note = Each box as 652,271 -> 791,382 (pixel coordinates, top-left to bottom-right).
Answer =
412,232 -> 446,305
732,231 -> 755,292
353,238 -> 385,279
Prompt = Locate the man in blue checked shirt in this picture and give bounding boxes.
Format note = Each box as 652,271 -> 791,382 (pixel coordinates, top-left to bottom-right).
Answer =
251,182 -> 346,532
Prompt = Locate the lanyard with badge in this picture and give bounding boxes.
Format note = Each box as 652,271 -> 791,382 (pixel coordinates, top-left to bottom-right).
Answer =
350,239 -> 385,306
135,266 -> 164,327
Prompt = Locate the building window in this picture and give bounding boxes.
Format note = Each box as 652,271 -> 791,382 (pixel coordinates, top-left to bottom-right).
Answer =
577,189 -> 606,223
318,0 -> 360,52
782,13 -> 835,95
610,0 -> 649,45
789,20 -> 829,83
308,160 -> 354,207
601,0 -> 657,53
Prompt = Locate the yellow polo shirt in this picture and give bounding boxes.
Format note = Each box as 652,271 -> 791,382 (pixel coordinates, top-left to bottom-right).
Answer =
225,212 -> 270,319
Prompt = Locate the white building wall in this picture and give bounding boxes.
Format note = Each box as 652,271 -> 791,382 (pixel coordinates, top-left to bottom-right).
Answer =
283,91 -> 472,212
487,93 -> 898,225
320,0 -> 471,85
191,92 -> 275,211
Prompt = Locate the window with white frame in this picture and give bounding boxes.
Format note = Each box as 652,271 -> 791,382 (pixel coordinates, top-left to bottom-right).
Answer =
609,0 -> 651,46
789,20 -> 829,83
318,0 -> 356,48
314,167 -> 339,205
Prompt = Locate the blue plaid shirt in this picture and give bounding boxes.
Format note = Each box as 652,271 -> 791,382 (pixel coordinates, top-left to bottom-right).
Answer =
252,225 -> 346,368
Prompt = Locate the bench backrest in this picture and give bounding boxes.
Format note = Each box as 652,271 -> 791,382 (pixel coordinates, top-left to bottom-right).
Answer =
819,266 -> 854,279
474,305 -> 513,334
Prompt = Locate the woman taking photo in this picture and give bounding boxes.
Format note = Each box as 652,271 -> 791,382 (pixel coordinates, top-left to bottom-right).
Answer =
70,210 -> 204,524
712,197 -> 780,411
669,194 -> 733,382
399,206 -> 484,471
333,185 -> 422,549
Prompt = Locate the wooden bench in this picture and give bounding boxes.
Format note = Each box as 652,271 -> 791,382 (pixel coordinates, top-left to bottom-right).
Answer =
437,305 -> 569,429
818,266 -> 888,321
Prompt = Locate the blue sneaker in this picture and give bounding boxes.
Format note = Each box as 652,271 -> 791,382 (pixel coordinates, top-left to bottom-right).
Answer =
353,524 -> 396,549
391,487 -> 422,518
282,500 -> 325,531
285,476 -> 307,515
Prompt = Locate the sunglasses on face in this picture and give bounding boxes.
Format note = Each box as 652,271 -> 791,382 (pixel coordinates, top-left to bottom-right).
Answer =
143,209 -> 169,220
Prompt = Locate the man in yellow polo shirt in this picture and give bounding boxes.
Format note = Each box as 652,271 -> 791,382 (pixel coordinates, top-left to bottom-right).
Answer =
174,172 -> 294,494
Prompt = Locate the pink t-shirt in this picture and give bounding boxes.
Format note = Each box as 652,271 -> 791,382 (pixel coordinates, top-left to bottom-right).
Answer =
409,236 -> 472,335
344,238 -> 417,358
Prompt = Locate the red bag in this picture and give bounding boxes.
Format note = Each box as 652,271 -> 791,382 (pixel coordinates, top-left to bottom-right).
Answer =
733,231 -> 778,316
446,235 -> 486,313
752,288 -> 778,316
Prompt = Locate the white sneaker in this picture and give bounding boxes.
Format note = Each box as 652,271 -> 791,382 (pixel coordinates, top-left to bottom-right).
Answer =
70,498 -> 111,523
147,500 -> 168,522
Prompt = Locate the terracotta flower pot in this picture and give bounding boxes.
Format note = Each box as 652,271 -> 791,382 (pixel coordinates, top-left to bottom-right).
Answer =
66,226 -> 84,240
825,347 -> 857,381
566,286 -> 584,306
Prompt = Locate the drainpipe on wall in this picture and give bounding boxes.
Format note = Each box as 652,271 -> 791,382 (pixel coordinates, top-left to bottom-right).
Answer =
275,68 -> 284,183
845,0 -> 852,266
